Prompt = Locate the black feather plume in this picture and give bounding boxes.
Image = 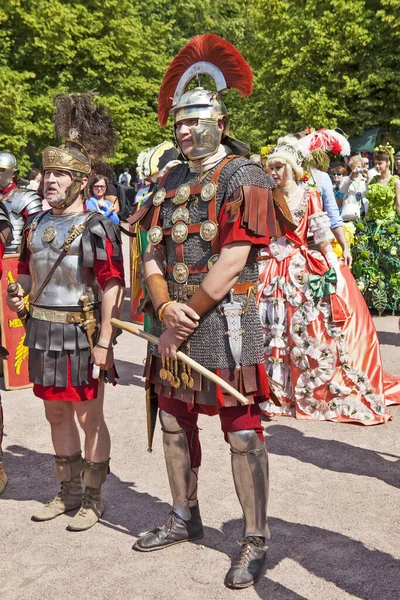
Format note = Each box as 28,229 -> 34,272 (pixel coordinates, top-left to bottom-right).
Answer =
53,92 -> 116,160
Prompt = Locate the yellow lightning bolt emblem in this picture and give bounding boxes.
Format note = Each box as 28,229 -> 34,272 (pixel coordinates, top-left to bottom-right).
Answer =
7,270 -> 29,374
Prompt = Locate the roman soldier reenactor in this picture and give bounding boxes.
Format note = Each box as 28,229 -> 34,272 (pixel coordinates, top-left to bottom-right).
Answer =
130,34 -> 294,588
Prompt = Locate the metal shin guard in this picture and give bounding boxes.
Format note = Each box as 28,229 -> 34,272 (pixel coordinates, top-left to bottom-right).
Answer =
228,430 -> 270,539
54,451 -> 84,482
159,409 -> 192,521
82,458 -> 110,489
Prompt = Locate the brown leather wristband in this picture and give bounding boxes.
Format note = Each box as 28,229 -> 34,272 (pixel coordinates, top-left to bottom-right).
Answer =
187,285 -> 218,318
145,273 -> 171,314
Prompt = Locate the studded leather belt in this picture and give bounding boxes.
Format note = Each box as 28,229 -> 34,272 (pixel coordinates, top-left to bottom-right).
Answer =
168,281 -> 256,300
31,306 -> 85,324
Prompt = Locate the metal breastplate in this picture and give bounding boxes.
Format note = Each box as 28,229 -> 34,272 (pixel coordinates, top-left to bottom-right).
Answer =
29,212 -> 101,309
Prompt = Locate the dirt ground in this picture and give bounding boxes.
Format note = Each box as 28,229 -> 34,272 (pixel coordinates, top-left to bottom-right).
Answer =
1,236 -> 399,600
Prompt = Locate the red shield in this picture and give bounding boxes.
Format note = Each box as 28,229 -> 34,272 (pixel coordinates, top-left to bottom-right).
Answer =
0,254 -> 32,389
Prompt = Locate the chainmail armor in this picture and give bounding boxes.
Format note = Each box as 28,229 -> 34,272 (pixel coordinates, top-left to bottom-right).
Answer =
148,156 -> 271,369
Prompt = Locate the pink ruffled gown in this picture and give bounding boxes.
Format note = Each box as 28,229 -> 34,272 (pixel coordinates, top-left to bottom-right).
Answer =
257,189 -> 400,424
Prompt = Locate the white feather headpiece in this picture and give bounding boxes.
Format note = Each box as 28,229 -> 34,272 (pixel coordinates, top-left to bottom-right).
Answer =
298,129 -> 351,156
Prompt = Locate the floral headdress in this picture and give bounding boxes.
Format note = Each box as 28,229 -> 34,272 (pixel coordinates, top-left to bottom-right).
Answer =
374,144 -> 395,172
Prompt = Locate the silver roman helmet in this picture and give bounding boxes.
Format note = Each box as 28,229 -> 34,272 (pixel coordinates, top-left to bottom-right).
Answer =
158,34 -> 253,161
0,152 -> 17,191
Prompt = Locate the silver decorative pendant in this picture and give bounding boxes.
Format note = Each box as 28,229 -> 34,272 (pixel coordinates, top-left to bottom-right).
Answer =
201,182 -> 216,202
200,220 -> 218,242
173,184 -> 191,205
147,226 -> 163,245
153,188 -> 167,206
173,263 -> 189,283
207,254 -> 219,270
172,207 -> 190,224
171,222 -> 188,244
41,226 -> 57,243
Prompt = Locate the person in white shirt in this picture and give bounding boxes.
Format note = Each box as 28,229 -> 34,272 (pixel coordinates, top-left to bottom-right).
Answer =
339,155 -> 368,218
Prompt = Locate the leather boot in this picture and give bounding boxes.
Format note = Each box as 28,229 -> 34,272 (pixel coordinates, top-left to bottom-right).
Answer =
225,536 -> 267,589
67,458 -> 109,531
32,452 -> 83,521
0,463 -> 8,495
133,503 -> 204,552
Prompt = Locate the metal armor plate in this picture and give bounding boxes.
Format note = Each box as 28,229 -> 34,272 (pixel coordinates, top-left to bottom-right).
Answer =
173,184 -> 191,205
147,226 -> 163,245
28,212 -> 101,309
153,188 -> 166,206
171,222 -> 188,243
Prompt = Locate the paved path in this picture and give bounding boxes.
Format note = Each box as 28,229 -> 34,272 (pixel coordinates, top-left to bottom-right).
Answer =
1,236 -> 399,599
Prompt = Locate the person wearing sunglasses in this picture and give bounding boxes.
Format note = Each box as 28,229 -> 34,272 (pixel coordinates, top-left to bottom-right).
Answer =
87,175 -> 119,224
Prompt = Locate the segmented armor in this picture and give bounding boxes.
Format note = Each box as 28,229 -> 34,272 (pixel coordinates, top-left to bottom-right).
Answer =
1,187 -> 42,253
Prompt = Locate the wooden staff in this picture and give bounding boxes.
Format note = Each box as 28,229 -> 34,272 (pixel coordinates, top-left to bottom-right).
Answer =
111,318 -> 249,406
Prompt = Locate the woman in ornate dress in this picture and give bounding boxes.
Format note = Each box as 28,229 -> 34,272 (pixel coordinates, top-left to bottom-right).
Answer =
257,137 -> 400,424
352,146 -> 400,313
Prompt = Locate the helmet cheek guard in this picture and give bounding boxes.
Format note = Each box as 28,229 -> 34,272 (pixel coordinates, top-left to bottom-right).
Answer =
186,119 -> 222,160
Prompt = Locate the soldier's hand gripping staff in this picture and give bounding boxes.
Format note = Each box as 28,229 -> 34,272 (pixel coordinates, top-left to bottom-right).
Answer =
6,93 -> 125,531
130,34 -> 295,589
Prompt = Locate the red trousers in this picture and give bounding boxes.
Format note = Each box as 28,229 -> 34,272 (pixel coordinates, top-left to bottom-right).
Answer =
158,395 -> 264,469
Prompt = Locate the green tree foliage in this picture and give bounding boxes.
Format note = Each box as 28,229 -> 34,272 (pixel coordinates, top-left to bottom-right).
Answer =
0,0 -> 399,173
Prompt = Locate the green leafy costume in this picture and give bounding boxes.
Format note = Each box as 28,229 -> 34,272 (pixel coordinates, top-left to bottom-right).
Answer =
352,175 -> 400,313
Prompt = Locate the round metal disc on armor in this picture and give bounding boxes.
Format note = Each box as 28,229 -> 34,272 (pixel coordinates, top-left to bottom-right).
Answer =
173,376 -> 181,389
201,182 -> 216,202
173,263 -> 189,284
147,226 -> 163,246
200,220 -> 218,242
207,254 -> 219,270
159,368 -> 168,380
172,207 -> 190,224
153,188 -> 166,206
41,225 -> 56,243
187,376 -> 195,389
171,222 -> 188,244
181,372 -> 189,385
173,184 -> 191,205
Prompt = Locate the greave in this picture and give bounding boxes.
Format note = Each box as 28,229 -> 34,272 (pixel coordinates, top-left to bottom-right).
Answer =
159,410 -> 193,521
228,430 -> 270,539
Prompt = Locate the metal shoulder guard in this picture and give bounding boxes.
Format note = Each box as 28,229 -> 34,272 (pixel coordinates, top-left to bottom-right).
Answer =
0,201 -> 13,247
81,212 -> 123,267
3,186 -> 42,216
2,186 -> 42,252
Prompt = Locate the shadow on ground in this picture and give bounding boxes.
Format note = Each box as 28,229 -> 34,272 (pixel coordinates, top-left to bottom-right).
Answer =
114,358 -> 145,388
3,443 -> 400,599
266,424 -> 400,489
377,330 -> 400,347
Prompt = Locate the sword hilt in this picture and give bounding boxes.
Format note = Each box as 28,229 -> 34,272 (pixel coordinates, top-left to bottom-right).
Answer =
7,282 -> 28,321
